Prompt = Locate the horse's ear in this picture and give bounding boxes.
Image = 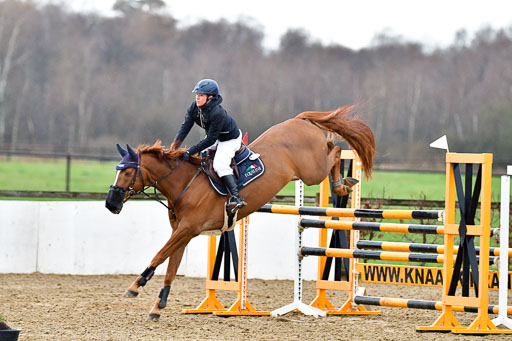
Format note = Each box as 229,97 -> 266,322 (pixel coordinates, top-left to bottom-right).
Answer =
126,144 -> 138,160
116,143 -> 127,157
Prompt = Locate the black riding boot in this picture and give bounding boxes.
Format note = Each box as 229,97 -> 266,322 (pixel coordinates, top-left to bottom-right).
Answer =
221,175 -> 247,214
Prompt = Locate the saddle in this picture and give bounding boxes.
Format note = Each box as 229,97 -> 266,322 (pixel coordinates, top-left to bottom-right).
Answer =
199,144 -> 264,235
202,144 -> 246,184
201,143 -> 265,196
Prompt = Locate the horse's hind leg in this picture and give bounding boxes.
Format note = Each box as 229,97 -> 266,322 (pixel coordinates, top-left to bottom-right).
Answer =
147,245 -> 186,321
327,143 -> 355,196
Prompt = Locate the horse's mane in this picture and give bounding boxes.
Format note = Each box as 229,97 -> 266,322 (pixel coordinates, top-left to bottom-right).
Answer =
137,140 -> 202,163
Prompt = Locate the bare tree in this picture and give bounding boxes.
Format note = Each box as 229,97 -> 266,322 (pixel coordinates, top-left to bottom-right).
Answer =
0,0 -> 511,167
407,73 -> 423,143
0,16 -> 22,143
10,57 -> 29,151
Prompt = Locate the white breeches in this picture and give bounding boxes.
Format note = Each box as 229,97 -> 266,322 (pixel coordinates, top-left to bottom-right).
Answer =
208,130 -> 242,177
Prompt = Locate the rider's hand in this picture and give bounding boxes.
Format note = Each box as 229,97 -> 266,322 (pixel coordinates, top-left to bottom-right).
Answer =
170,140 -> 182,151
182,150 -> 191,161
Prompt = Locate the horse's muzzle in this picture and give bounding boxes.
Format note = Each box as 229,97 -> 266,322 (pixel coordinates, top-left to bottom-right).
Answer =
105,185 -> 126,214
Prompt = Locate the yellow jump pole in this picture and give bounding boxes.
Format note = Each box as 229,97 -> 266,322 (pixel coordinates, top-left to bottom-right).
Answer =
300,247 -> 495,265
214,217 -> 270,316
355,240 -> 510,257
182,233 -> 226,313
308,172 -> 333,310
259,205 -> 443,220
332,152 -> 378,315
354,296 -> 512,315
300,219 -> 445,234
310,151 -> 349,312
184,219 -> 268,315
308,151 -> 378,315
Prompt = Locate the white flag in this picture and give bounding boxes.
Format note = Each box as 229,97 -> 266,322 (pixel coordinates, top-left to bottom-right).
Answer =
507,165 -> 512,176
430,135 -> 449,152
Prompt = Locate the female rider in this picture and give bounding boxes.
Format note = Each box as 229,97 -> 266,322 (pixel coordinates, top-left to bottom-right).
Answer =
170,79 -> 246,214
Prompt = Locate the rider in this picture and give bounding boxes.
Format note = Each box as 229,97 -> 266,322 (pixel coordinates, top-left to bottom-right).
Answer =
170,79 -> 247,214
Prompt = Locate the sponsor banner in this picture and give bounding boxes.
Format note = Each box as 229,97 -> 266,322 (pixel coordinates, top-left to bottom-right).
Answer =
356,263 -> 511,291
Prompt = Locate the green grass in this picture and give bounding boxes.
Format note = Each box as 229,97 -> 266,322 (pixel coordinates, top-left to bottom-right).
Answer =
0,158 -> 117,193
0,157 -> 507,203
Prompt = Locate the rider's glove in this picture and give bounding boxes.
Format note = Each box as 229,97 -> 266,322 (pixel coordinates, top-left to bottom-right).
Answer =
182,150 -> 191,161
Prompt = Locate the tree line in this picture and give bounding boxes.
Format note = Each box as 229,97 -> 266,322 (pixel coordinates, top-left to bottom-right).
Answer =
1,0 -> 511,168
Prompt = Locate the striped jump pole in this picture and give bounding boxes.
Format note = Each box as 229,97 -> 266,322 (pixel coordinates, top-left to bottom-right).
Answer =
354,296 -> 512,315
300,218 -> 443,234
299,247 -> 498,265
299,218 -> 498,236
259,204 -> 443,220
356,240 -> 510,257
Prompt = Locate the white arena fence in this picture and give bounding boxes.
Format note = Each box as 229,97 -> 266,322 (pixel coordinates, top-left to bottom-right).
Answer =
0,200 -> 320,280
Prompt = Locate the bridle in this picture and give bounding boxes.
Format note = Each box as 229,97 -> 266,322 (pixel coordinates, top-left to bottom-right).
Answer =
122,151 -> 201,218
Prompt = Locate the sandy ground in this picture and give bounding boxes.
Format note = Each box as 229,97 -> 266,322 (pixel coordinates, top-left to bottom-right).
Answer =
0,273 -> 508,340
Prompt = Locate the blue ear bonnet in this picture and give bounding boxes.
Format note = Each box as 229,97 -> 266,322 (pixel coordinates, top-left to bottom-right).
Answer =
115,144 -> 138,170
116,153 -> 138,170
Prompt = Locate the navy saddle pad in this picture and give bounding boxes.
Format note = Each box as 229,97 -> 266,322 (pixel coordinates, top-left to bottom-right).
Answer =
206,146 -> 265,196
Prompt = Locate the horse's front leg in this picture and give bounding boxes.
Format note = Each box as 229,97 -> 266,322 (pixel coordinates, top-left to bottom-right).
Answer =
126,224 -> 199,318
147,245 -> 186,321
125,265 -> 156,298
125,212 -> 178,298
327,144 -> 358,196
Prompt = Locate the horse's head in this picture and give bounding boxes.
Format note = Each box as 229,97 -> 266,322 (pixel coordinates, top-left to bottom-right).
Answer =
105,143 -> 143,214
106,141 -> 203,214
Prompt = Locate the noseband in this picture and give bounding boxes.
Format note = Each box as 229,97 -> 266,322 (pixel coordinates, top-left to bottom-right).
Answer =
123,151 -> 200,218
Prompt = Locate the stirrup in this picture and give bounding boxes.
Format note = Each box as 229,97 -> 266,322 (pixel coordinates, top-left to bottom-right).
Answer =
228,197 -> 247,214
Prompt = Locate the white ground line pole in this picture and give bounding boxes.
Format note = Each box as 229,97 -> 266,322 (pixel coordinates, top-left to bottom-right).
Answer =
271,180 -> 326,317
492,172 -> 512,329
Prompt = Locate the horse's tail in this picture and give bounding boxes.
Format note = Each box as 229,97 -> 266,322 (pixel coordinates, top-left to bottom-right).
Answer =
296,105 -> 375,178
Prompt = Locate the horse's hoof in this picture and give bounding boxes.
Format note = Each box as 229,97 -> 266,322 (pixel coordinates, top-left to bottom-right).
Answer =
343,177 -> 359,187
332,184 -> 351,196
124,289 -> 139,298
148,313 -> 160,321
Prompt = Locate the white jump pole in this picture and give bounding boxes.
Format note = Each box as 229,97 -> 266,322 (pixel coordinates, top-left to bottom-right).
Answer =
492,167 -> 512,329
271,180 -> 326,317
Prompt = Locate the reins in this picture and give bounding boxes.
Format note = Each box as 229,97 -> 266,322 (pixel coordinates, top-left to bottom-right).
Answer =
125,151 -> 201,218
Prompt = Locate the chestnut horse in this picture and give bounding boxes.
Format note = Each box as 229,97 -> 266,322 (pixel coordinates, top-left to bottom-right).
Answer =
106,105 -> 375,320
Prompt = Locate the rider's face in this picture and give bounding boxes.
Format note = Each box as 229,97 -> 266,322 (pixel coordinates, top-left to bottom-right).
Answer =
195,93 -> 208,107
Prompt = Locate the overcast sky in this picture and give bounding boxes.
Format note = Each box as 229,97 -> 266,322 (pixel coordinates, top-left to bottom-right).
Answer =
45,0 -> 512,50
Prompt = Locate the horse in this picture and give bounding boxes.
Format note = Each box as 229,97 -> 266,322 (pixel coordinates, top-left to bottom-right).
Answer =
105,105 -> 375,320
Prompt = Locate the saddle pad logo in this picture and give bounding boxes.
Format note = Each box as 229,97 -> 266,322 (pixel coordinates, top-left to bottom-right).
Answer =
244,163 -> 261,177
